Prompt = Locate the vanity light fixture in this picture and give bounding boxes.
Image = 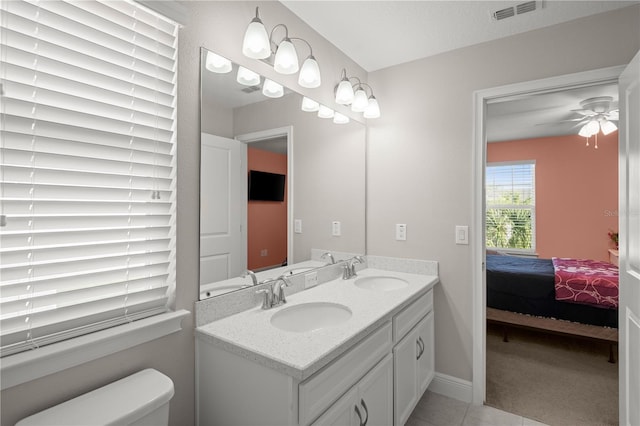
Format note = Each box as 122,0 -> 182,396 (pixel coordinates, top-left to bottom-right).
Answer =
262,79 -> 284,98
236,66 -> 261,86
317,105 -> 335,119
205,51 -> 232,74
335,69 -> 381,118
333,112 -> 349,124
242,7 -> 322,89
301,96 -> 320,112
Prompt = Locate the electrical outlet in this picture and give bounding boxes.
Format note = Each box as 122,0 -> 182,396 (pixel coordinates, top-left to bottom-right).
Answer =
305,271 -> 318,288
260,249 -> 268,256
396,224 -> 407,241
294,219 -> 302,234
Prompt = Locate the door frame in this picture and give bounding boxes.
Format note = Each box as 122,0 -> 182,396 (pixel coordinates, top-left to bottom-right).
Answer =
236,126 -> 294,268
471,65 -> 626,405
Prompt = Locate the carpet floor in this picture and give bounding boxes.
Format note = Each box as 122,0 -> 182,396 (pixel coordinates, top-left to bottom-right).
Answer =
485,323 -> 618,426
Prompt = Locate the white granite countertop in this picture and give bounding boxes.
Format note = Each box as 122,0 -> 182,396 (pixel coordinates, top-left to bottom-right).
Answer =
196,268 -> 438,380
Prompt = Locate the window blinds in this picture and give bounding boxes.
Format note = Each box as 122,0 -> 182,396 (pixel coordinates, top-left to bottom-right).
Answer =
0,0 -> 178,357
486,162 -> 535,250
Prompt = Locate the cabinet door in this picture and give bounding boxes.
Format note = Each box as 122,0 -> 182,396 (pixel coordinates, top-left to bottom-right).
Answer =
311,386 -> 358,426
393,326 -> 420,426
358,354 -> 393,426
416,311 -> 435,396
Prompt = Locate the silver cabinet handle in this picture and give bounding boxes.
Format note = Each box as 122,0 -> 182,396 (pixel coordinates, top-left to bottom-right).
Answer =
417,337 -> 425,359
361,399 -> 369,426
416,338 -> 421,359
354,404 -> 364,426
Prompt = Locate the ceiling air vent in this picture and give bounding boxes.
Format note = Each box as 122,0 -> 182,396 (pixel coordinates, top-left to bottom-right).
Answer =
516,1 -> 537,15
241,85 -> 261,94
493,6 -> 515,20
493,1 -> 540,21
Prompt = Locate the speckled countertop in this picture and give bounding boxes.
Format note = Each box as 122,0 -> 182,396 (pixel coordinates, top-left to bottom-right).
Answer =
196,268 -> 438,381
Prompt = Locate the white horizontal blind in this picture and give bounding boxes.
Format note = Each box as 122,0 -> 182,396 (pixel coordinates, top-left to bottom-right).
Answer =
0,0 -> 178,357
486,161 -> 535,251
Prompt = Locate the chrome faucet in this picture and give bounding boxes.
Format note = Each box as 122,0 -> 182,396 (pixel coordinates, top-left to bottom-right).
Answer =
321,252 -> 336,264
242,270 -> 259,286
256,276 -> 291,309
343,256 -> 365,280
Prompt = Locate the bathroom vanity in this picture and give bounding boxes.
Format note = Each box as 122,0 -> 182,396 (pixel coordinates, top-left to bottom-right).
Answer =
196,267 -> 437,426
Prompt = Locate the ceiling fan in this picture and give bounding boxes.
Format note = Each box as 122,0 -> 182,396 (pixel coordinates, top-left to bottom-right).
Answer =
571,96 -> 619,138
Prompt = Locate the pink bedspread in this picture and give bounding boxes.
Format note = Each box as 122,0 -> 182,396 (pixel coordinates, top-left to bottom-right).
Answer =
553,257 -> 618,309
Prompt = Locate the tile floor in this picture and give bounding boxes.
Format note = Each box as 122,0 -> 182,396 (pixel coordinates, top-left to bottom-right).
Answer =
406,391 -> 548,426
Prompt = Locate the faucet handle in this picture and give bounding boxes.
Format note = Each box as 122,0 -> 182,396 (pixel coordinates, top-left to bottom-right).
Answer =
256,287 -> 273,309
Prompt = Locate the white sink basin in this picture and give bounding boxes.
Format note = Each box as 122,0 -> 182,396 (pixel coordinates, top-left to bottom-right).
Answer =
270,302 -> 352,333
354,276 -> 409,291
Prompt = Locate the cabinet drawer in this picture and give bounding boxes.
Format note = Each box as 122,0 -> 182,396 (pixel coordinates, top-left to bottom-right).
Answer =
393,290 -> 433,343
299,322 -> 392,425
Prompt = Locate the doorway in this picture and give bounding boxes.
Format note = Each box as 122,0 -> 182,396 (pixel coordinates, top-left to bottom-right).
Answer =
471,66 -> 626,408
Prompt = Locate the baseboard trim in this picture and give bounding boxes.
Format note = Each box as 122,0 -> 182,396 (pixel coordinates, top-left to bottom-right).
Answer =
428,372 -> 473,403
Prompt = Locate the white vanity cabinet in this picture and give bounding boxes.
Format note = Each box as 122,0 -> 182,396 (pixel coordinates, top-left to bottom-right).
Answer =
392,291 -> 435,426
311,354 -> 393,426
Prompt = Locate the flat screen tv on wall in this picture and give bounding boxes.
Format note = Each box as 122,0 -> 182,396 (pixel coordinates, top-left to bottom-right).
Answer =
248,170 -> 286,202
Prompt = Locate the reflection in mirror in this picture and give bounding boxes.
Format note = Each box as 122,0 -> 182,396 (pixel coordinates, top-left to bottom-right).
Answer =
199,47 -> 366,299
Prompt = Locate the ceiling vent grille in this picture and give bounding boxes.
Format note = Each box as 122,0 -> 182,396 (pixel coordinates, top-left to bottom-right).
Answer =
241,85 -> 261,94
493,1 -> 539,20
517,1 -> 537,15
493,6 -> 515,20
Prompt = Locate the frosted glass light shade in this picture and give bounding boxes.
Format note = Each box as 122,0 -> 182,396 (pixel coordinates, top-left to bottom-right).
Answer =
298,56 -> 321,88
600,119 -> 617,135
351,88 -> 368,112
274,39 -> 299,74
363,96 -> 380,118
237,66 -> 261,86
585,120 -> 600,136
262,79 -> 284,98
242,19 -> 271,59
205,51 -> 232,73
301,97 -> 320,112
335,79 -> 354,105
318,105 -> 334,118
333,112 -> 349,124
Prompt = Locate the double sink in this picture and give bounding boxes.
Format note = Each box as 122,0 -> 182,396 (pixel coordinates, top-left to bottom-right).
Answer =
270,276 -> 409,333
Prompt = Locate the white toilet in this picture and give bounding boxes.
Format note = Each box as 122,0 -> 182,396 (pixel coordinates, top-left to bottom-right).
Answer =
15,369 -> 175,426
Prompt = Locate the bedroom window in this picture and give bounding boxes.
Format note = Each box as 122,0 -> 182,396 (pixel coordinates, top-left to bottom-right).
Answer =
486,161 -> 536,252
0,0 -> 178,357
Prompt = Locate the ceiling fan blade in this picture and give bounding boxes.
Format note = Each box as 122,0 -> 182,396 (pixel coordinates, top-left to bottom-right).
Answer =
535,118 -> 586,126
570,109 -> 596,116
607,111 -> 619,121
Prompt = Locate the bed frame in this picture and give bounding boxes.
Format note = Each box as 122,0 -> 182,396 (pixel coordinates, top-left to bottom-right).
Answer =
486,307 -> 618,363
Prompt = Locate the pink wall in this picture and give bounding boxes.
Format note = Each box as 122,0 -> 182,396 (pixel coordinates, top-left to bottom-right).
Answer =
247,148 -> 288,270
487,133 -> 618,261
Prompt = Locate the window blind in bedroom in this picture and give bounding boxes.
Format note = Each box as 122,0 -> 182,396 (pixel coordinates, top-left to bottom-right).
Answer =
486,161 -> 536,251
0,0 -> 178,357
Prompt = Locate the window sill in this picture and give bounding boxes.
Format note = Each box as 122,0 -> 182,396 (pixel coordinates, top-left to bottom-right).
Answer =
0,310 -> 190,391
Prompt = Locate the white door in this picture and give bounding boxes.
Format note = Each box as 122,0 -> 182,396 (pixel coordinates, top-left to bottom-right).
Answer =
200,133 -> 247,284
394,326 -> 420,426
417,311 -> 435,395
619,50 -> 640,426
359,354 -> 393,426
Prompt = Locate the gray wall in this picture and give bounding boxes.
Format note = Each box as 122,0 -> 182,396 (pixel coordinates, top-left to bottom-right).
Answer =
366,5 -> 640,381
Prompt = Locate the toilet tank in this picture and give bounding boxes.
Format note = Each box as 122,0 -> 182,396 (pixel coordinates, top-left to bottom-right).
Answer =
16,369 -> 175,426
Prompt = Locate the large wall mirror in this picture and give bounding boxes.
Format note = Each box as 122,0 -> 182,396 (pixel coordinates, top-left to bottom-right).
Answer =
199,47 -> 366,299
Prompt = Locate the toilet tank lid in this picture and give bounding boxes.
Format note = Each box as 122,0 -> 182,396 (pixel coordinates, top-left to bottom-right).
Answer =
16,369 -> 175,426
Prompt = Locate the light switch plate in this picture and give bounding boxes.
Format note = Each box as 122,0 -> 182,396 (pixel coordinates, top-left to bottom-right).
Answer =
294,219 -> 302,234
455,225 -> 469,245
332,221 -> 341,236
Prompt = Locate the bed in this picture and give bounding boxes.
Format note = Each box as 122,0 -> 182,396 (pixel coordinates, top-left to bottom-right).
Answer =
486,254 -> 619,361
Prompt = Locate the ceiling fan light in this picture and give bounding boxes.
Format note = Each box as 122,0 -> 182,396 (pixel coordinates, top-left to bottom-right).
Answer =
333,112 -> 349,124
262,79 -> 284,98
242,9 -> 271,59
301,96 -> 320,112
335,79 -> 354,105
585,120 -> 600,136
600,119 -> 618,135
236,66 -> 261,86
351,88 -> 368,112
578,123 -> 592,138
274,38 -> 299,74
317,105 -> 334,119
363,96 -> 380,119
205,51 -> 232,73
